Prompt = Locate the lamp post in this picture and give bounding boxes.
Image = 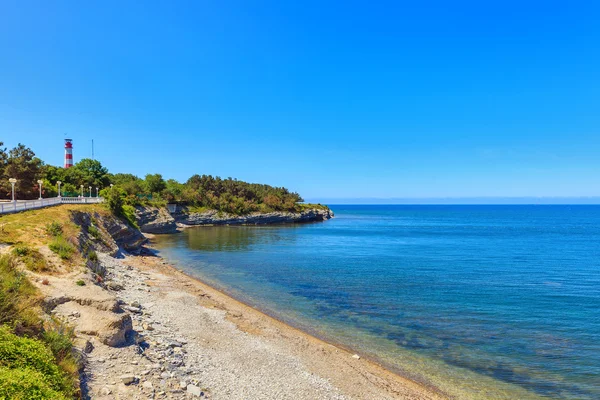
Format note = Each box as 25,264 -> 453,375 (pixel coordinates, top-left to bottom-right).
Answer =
110,184 -> 114,190
80,185 -> 84,197
37,180 -> 43,200
88,186 -> 92,198
96,187 -> 99,198
57,181 -> 62,198
9,178 -> 17,203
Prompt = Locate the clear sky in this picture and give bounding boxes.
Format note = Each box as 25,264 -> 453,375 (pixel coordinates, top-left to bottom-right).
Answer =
1,1 -> 599,202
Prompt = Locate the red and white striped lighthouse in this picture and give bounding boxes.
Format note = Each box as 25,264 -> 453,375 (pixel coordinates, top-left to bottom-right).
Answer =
64,139 -> 73,168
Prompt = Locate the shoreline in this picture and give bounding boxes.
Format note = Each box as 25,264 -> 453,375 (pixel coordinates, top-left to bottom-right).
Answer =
137,234 -> 447,399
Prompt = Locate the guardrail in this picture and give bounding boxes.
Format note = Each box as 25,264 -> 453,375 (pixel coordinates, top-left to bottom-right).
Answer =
0,197 -> 104,215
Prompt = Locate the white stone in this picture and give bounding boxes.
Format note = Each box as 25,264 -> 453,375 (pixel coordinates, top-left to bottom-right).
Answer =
187,384 -> 203,397
352,354 -> 361,360
120,374 -> 136,385
142,381 -> 154,390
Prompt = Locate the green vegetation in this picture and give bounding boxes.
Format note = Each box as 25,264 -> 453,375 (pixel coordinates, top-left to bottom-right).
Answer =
11,245 -> 50,272
1,141 -> 329,217
0,255 -> 78,399
45,222 -> 63,237
87,225 -> 101,240
75,280 -> 85,287
48,237 -> 75,260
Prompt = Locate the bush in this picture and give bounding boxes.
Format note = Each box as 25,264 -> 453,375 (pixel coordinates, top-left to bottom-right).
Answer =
121,205 -> 138,228
0,366 -> 70,400
0,326 -> 73,399
87,225 -> 101,240
11,245 -> 29,257
87,250 -> 98,263
75,280 -> 85,287
48,237 -> 75,260
44,222 -> 63,237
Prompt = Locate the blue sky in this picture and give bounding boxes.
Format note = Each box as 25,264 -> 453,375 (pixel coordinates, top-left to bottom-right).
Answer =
1,1 -> 599,202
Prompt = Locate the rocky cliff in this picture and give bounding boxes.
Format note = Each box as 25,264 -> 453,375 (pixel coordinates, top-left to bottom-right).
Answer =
134,206 -> 177,234
176,208 -> 334,227
133,206 -> 334,233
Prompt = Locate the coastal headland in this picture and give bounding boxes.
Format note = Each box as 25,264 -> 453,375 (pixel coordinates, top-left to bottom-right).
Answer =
0,204 -> 443,399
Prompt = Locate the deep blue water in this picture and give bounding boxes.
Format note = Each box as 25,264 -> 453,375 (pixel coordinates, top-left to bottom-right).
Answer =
152,205 -> 600,399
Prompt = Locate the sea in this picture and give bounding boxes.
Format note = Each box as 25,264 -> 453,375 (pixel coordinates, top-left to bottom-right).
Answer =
152,205 -> 600,399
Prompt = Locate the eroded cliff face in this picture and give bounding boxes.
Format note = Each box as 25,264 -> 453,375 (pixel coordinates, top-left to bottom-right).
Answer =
175,208 -> 334,226
132,206 -> 334,233
71,210 -> 147,254
134,206 -> 177,234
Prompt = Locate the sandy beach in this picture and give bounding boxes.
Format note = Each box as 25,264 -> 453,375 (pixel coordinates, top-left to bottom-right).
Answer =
53,240 -> 447,399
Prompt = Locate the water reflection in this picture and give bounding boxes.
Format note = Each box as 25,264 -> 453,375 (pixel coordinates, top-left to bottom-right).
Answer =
184,225 -> 299,252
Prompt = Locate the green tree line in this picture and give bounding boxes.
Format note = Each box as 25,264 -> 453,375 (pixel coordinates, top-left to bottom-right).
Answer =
1,142 -> 317,214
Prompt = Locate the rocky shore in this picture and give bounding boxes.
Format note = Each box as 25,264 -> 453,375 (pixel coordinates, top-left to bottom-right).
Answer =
135,206 -> 334,234
9,205 -> 443,400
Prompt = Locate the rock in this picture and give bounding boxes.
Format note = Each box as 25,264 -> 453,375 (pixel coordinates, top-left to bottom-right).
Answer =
83,340 -> 94,353
179,381 -> 187,389
187,384 -> 203,397
135,206 -> 178,234
176,207 -> 334,226
142,381 -> 154,390
106,281 -> 123,291
352,354 -> 361,360
143,322 -> 154,331
122,305 -> 142,314
101,314 -> 133,347
168,340 -> 183,348
120,374 -> 137,385
99,386 -> 112,396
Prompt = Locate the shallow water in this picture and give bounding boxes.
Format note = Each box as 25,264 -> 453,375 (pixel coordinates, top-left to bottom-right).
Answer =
152,205 -> 600,399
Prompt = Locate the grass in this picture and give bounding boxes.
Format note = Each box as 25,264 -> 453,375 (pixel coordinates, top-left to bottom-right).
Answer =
45,222 -> 63,237
0,255 -> 78,399
48,237 -> 75,261
0,255 -> 40,332
11,245 -> 51,273
87,225 -> 101,240
187,205 -> 211,214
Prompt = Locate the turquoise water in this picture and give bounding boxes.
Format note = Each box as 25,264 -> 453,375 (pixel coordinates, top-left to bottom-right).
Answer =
152,205 -> 600,399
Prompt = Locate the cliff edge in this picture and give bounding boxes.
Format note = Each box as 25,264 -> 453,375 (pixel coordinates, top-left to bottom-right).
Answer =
135,205 -> 334,234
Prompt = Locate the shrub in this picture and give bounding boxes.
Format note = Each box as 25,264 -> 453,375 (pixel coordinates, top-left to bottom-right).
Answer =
0,326 -> 73,399
44,222 -> 63,237
122,204 -> 138,228
11,245 -> 29,257
75,280 -> 85,287
87,225 -> 101,240
48,237 -> 75,261
87,250 -> 98,263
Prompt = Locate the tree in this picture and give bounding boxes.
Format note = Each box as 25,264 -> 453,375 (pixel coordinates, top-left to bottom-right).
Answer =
2,144 -> 44,199
144,174 -> 166,195
67,159 -> 110,189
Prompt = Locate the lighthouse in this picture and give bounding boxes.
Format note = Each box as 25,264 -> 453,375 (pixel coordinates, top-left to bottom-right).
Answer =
64,139 -> 73,168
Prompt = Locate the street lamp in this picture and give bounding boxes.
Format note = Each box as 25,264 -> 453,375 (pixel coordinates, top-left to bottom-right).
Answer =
96,187 -> 99,198
80,185 -> 84,197
57,181 -> 62,198
9,178 -> 17,203
88,186 -> 92,198
37,180 -> 43,200
110,184 -> 114,190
